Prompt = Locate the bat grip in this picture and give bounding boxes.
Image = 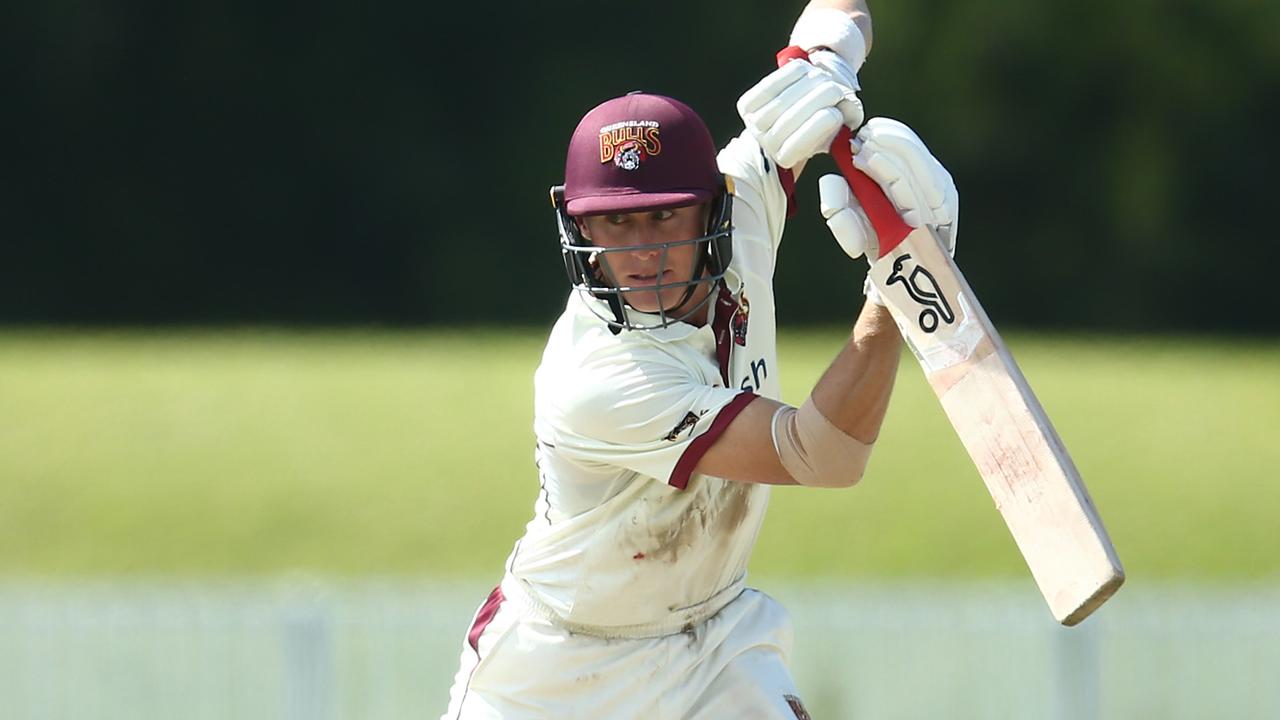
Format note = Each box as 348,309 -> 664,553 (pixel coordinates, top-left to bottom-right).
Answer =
775,46 -> 913,258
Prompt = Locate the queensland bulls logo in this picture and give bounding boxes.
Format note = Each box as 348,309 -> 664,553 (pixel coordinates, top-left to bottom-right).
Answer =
731,293 -> 750,346
599,120 -> 662,171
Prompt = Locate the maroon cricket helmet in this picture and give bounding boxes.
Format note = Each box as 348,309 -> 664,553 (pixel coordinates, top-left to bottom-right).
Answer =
562,92 -> 722,216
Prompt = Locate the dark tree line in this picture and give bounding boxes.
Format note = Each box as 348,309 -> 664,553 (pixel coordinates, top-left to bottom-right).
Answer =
3,0 -> 1277,331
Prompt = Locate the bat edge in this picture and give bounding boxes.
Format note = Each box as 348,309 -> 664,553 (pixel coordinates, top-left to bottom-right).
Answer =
1057,567 -> 1126,627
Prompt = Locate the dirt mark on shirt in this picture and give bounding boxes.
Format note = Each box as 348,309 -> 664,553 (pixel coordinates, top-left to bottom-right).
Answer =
712,481 -> 753,536
643,480 -> 754,563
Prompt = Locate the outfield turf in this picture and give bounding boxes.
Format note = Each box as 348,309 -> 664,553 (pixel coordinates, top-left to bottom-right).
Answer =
1,329 -> 1277,581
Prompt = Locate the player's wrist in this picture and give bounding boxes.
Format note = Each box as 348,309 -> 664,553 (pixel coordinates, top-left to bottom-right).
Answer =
790,7 -> 868,75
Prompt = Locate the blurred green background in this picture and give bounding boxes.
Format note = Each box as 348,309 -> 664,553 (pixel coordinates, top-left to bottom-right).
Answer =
3,329 -> 1278,582
1,0 -> 1278,586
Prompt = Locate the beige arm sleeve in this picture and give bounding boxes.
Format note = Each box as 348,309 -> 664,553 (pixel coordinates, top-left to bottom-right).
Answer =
770,395 -> 873,488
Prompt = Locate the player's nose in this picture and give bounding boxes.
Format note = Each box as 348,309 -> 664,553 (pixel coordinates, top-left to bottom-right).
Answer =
627,226 -> 663,258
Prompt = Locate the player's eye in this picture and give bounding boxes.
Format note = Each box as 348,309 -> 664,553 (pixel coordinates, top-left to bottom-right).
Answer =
653,209 -> 675,221
605,214 -> 628,225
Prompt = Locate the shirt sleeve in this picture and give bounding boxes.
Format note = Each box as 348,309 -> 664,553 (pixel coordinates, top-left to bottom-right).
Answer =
717,132 -> 795,262
543,351 -> 758,490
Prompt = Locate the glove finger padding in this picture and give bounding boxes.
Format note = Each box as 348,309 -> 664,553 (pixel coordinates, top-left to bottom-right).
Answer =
738,59 -> 857,169
773,107 -> 843,169
744,67 -> 830,135
818,174 -> 877,262
871,138 -> 950,210
851,118 -> 960,255
855,150 -> 932,231
807,50 -> 864,129
737,61 -> 811,117
807,50 -> 861,91
835,96 -> 864,133
761,81 -> 843,150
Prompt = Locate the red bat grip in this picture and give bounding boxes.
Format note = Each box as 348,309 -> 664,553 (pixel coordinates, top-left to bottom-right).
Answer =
775,46 -> 912,259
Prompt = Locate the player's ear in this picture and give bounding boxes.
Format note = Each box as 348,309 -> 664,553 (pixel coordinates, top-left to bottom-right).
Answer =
576,217 -> 593,241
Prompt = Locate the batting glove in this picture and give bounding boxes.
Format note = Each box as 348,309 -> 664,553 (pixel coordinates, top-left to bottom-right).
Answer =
737,60 -> 863,169
807,50 -> 861,95
853,118 -> 959,256
818,118 -> 960,305
819,174 -> 886,306
790,7 -> 866,107
819,174 -> 877,263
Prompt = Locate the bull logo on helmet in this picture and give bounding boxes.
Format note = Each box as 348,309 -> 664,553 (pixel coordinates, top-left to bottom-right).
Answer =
614,141 -> 644,170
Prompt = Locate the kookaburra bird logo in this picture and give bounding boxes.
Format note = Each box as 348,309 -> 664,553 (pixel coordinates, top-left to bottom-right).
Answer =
885,254 -> 955,333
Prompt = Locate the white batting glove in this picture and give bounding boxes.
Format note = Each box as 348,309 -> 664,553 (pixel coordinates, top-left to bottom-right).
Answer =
818,118 -> 960,305
819,174 -> 886,306
808,50 -> 860,94
808,49 -> 862,132
819,174 -> 877,262
737,60 -> 863,169
790,7 -> 865,109
852,118 -> 959,255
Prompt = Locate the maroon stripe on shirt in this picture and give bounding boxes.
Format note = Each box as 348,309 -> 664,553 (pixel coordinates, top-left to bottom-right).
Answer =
467,585 -> 505,653
711,284 -> 739,387
669,391 -> 758,490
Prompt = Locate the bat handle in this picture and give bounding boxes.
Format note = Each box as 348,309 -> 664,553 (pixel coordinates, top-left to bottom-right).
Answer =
775,46 -> 913,259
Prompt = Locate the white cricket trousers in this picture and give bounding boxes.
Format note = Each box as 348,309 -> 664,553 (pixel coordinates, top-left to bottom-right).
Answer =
440,584 -> 809,719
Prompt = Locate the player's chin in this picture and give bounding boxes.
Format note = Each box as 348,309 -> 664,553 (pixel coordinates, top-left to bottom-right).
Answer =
620,290 -> 662,313
621,288 -> 685,315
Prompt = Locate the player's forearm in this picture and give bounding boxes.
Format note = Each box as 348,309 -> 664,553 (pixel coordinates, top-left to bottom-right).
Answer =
804,0 -> 873,52
809,302 -> 900,443
693,303 -> 897,488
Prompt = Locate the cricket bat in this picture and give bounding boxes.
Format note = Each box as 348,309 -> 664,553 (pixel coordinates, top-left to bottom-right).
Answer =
778,47 -> 1125,625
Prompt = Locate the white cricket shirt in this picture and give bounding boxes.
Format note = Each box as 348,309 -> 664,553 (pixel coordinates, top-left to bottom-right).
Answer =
503,133 -> 795,635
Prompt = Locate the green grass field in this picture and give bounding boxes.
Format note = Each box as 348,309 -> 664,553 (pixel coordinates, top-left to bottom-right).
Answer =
2,329 -> 1278,582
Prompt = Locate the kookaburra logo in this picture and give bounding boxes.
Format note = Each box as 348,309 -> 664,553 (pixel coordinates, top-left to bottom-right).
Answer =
885,254 -> 955,333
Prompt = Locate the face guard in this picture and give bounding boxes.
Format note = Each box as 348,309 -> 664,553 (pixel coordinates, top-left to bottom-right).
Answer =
552,180 -> 734,331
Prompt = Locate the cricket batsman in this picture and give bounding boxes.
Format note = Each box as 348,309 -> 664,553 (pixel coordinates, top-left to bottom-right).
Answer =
442,1 -> 959,716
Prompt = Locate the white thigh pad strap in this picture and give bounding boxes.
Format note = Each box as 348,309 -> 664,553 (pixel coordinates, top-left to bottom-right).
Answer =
771,397 -> 872,488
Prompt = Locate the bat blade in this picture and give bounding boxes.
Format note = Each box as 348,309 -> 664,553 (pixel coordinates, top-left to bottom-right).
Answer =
872,225 -> 1125,625
774,44 -> 1123,624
